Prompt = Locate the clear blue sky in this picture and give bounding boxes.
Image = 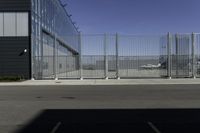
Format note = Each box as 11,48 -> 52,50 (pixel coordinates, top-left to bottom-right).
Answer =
63,0 -> 200,34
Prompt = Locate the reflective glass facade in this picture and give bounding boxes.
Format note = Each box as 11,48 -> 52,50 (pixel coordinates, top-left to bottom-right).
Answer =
31,0 -> 80,79
31,0 -> 79,57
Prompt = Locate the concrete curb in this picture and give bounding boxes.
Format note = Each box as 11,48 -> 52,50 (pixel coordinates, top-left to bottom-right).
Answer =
0,79 -> 200,86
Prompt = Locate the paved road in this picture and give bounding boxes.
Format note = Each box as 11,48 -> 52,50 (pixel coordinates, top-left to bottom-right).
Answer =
1,85 -> 200,133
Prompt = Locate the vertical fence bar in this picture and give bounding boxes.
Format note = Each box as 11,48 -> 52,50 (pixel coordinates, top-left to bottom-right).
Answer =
116,33 -> 120,79
167,32 -> 172,79
175,33 -> 179,77
104,34 -> 108,79
192,32 -> 196,78
79,33 -> 83,80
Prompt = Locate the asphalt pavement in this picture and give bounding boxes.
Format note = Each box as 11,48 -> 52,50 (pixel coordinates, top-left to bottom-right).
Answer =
1,85 -> 200,133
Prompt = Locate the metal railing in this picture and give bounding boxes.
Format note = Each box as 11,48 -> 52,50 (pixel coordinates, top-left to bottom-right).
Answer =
32,33 -> 200,80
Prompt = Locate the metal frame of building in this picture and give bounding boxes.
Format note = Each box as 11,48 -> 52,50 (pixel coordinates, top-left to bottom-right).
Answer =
0,0 -> 79,79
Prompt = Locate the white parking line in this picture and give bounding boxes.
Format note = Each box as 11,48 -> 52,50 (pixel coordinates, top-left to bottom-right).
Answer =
50,122 -> 62,133
148,121 -> 161,133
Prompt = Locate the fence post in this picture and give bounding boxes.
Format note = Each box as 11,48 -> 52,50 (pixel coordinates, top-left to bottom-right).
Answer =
40,33 -> 44,80
31,35 -> 35,80
167,32 -> 172,79
175,33 -> 179,78
192,32 -> 196,79
104,34 -> 108,80
116,33 -> 120,79
54,34 -> 58,80
79,33 -> 83,80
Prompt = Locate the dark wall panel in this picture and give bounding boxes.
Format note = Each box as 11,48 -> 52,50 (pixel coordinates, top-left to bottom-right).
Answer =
0,0 -> 31,11
0,37 -> 30,79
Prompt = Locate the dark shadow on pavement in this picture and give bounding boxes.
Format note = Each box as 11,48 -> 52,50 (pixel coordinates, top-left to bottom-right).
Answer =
16,109 -> 200,133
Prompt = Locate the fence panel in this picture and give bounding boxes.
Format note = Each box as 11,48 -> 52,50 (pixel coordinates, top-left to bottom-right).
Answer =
195,34 -> 200,77
171,34 -> 192,78
57,55 -> 80,79
33,56 -> 55,79
81,35 -> 105,78
32,33 -> 200,80
33,56 -> 42,79
42,56 -> 54,79
118,35 -> 168,78
107,35 -> 117,78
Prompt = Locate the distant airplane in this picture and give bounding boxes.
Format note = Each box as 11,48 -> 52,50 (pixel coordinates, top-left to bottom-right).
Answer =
140,63 -> 161,69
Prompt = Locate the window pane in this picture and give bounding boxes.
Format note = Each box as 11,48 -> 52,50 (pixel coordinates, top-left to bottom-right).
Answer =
4,13 -> 16,36
0,13 -> 3,36
17,13 -> 28,36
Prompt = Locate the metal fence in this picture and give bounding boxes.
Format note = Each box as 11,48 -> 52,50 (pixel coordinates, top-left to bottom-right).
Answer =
32,33 -> 200,80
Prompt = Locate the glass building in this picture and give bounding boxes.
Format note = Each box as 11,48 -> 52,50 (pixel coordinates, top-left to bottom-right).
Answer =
0,0 -> 80,79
